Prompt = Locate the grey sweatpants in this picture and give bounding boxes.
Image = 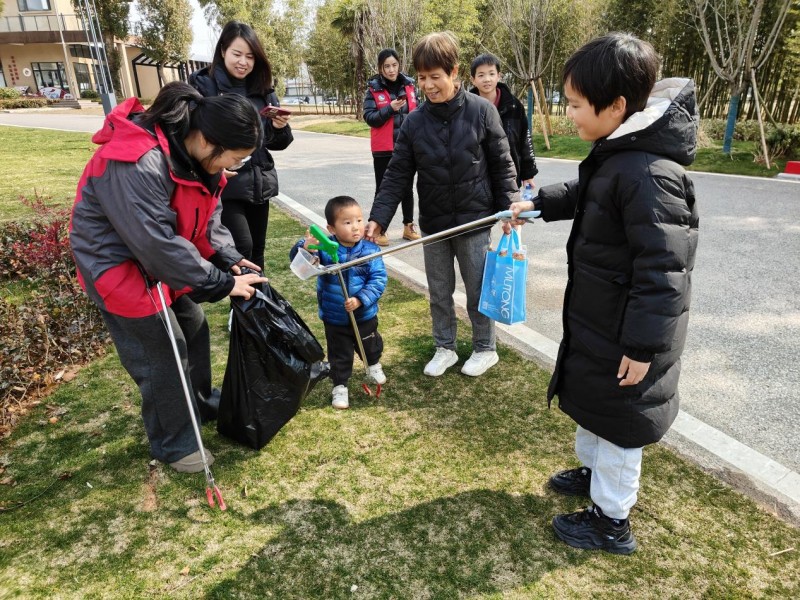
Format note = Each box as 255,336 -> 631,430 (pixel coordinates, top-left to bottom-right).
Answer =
575,426 -> 643,520
422,227 -> 495,353
101,295 -> 210,463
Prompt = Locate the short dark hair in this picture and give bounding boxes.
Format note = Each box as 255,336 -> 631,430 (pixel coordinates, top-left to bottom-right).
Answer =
412,32 -> 459,74
377,48 -> 400,70
563,32 -> 659,119
470,53 -> 501,78
325,196 -> 360,225
210,21 -> 273,97
139,81 -> 263,163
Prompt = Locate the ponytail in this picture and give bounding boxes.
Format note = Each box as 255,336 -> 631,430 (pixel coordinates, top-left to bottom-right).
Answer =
140,81 -> 263,159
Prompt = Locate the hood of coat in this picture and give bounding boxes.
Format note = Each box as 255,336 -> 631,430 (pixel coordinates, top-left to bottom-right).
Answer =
190,65 -> 274,99
91,97 -> 158,162
468,81 -> 517,111
596,78 -> 698,166
367,72 -> 415,92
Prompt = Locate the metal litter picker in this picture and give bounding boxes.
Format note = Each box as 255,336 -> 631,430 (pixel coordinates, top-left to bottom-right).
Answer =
290,209 -> 540,395
155,281 -> 226,510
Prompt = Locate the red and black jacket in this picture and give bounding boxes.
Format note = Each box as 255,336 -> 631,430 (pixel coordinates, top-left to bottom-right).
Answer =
69,98 -> 243,318
363,73 -> 418,155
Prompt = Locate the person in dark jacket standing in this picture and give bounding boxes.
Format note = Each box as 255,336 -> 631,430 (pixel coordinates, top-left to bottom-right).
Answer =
291,196 -> 388,410
70,82 -> 268,473
469,53 -> 537,189
511,33 -> 699,555
189,21 -> 293,271
366,32 -> 518,379
363,48 -> 420,246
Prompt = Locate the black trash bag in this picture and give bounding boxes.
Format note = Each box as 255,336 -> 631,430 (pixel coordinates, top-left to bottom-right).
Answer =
217,282 -> 329,449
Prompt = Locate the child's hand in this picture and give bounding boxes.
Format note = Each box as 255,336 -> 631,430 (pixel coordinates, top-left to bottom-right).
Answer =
344,297 -> 362,312
303,229 -> 319,251
509,200 -> 535,218
618,356 -> 651,386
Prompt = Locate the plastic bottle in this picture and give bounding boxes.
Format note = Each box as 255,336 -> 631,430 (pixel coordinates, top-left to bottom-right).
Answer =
521,182 -> 533,202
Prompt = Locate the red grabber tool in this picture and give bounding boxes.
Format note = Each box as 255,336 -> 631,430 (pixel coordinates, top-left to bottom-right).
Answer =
155,282 -> 227,510
308,225 -> 382,398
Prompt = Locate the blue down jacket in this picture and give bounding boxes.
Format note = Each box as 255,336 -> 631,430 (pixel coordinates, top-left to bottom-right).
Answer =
290,236 -> 387,326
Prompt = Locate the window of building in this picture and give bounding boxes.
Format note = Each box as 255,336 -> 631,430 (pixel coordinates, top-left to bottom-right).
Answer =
73,63 -> 92,92
0,61 -> 6,88
69,45 -> 95,60
32,61 -> 68,92
17,0 -> 51,11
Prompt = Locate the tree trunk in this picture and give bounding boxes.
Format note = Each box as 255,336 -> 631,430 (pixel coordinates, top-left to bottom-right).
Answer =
722,93 -> 740,154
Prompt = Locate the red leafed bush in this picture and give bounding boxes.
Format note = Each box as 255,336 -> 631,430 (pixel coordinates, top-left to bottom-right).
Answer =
0,195 -> 109,436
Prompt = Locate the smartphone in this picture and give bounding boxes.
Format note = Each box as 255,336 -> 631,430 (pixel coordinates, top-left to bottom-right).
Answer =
260,105 -> 292,118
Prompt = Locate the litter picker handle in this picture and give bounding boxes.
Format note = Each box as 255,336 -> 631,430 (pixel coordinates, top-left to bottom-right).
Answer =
495,210 -> 541,220
308,224 -> 339,263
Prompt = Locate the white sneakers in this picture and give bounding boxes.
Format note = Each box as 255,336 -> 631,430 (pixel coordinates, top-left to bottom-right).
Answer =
366,363 -> 387,385
331,385 -> 349,409
423,347 -> 459,376
424,348 -> 499,377
460,351 -> 499,377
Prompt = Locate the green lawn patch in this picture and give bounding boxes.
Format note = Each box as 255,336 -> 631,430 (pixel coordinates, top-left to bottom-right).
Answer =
0,126 -> 93,221
300,119 -> 371,138
1,209 -> 798,598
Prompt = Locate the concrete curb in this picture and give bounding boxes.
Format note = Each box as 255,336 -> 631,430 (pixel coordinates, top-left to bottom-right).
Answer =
274,192 -> 800,521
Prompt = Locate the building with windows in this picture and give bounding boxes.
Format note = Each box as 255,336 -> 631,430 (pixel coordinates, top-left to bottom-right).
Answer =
0,0 -> 207,100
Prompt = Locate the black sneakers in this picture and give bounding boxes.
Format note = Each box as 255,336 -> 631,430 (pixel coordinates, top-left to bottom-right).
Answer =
548,466 -> 591,496
552,505 -> 638,555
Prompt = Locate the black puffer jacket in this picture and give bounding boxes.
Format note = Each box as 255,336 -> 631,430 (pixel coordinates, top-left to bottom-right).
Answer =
189,66 -> 293,204
469,82 -> 537,185
369,86 -> 518,235
539,78 -> 699,448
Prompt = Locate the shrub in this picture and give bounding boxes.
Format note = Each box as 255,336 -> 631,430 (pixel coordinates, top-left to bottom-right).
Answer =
0,98 -> 48,109
0,87 -> 21,99
0,195 -> 109,434
80,89 -> 100,100
766,125 -> 800,160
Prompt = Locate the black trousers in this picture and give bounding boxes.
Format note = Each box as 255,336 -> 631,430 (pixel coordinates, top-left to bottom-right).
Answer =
100,295 -> 210,463
221,198 -> 269,271
324,317 -> 383,386
373,155 -> 414,225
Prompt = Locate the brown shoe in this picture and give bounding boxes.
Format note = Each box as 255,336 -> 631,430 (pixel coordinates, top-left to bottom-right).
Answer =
374,233 -> 390,246
403,223 -> 421,241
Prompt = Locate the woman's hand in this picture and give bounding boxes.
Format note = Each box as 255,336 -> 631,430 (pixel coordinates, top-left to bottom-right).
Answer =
230,259 -> 262,275
364,221 -> 382,242
509,200 -> 536,219
270,113 -> 290,129
390,98 -> 407,111
522,178 -> 536,190
230,273 -> 268,299
223,169 -> 239,178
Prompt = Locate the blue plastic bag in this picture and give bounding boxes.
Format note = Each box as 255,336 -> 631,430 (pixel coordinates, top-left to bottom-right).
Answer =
479,229 -> 528,325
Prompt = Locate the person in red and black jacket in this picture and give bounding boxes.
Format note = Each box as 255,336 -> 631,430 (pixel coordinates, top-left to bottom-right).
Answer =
70,82 -> 267,473
363,48 -> 420,246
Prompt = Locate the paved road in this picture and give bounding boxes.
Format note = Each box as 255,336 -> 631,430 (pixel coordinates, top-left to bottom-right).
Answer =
2,114 -> 798,478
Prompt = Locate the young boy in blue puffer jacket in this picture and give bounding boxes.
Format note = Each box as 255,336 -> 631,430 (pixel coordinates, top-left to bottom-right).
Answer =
290,196 -> 388,409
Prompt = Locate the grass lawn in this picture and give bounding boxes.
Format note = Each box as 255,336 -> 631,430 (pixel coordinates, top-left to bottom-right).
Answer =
0,127 -> 94,222
1,208 -> 799,598
1,123 -> 799,597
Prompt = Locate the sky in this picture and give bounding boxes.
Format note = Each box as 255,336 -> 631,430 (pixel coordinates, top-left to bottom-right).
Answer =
129,0 -> 219,62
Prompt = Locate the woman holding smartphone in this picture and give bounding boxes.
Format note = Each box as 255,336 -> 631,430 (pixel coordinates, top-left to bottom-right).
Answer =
363,48 -> 420,246
190,21 -> 293,270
